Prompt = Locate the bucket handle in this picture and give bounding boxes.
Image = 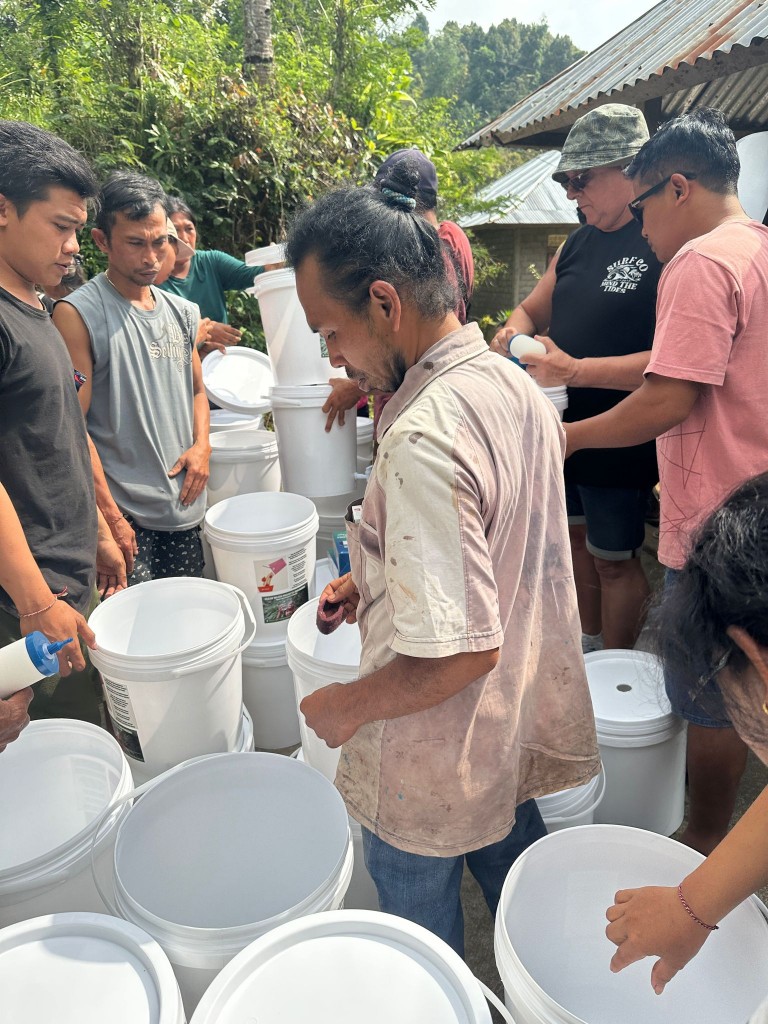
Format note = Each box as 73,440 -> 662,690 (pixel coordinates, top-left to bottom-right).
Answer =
88,753 -> 233,917
543,769 -> 606,825
478,979 -> 517,1022
168,584 -> 257,678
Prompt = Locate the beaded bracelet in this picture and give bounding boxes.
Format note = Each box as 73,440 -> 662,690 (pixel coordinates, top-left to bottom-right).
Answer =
19,587 -> 69,619
677,884 -> 719,931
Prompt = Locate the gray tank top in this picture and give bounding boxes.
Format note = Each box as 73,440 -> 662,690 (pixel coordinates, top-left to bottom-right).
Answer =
65,274 -> 202,530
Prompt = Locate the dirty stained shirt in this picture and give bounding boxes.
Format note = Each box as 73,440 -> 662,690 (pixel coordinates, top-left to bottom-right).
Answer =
338,322 -> 600,857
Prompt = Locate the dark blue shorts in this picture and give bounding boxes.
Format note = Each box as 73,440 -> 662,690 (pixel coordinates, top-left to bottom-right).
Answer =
662,569 -> 731,728
565,483 -> 651,560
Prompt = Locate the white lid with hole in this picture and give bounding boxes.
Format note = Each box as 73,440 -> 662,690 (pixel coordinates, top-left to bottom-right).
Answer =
585,650 -> 681,745
202,348 -> 274,415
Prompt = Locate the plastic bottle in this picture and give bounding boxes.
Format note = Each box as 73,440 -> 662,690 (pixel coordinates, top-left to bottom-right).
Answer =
507,333 -> 547,365
0,632 -> 72,699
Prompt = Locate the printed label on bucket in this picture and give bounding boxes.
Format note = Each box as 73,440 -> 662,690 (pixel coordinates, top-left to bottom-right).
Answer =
319,335 -> 329,359
255,546 -> 310,624
102,675 -> 145,762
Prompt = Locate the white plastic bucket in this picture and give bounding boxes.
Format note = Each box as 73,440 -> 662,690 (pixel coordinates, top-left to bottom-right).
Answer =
539,385 -> 568,420
207,427 -> 281,507
315,507 -> 347,561
204,492 -> 319,640
242,638 -> 301,749
537,770 -> 606,832
190,909 -> 514,1024
111,752 -> 353,1016
270,384 -> 357,499
294,747 -> 378,911
89,578 -> 255,778
495,825 -> 768,1024
356,416 -> 374,472
0,720 -> 133,928
249,267 -> 336,385
285,601 -> 361,781
128,705 -> 255,785
585,651 -> 686,835
245,243 -> 285,266
209,409 -> 263,433
0,912 -> 185,1024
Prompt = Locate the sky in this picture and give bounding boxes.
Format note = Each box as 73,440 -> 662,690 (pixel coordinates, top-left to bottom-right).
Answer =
425,0 -> 660,53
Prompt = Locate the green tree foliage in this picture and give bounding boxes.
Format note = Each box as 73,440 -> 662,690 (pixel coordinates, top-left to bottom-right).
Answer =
0,0 -> 580,339
407,18 -> 584,129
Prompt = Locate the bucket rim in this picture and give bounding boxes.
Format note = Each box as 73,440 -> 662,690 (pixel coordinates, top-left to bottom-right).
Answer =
0,911 -> 185,1024
0,722 -> 133,890
248,266 -> 296,296
189,908 -> 493,1023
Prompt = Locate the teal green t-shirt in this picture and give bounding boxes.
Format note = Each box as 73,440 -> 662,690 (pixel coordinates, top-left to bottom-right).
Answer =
158,249 -> 263,322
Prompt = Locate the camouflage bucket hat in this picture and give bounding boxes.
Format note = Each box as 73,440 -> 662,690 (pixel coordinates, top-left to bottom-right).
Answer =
552,104 -> 649,182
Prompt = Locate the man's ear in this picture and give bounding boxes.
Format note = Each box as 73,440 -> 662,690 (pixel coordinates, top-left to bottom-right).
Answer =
0,193 -> 13,227
91,227 -> 109,255
670,172 -> 693,203
369,279 -> 401,330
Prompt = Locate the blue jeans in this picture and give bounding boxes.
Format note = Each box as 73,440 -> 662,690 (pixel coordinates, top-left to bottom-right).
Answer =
361,798 -> 546,957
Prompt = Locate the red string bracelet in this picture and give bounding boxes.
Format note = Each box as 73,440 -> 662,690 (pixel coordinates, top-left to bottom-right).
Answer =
677,885 -> 719,931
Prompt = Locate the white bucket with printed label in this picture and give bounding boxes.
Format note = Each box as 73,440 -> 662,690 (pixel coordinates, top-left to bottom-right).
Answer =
0,720 -> 133,928
110,753 -> 353,1016
0,912 -> 185,1024
285,601 -> 361,782
585,651 -> 686,835
207,427 -> 281,507
89,578 -> 254,778
242,638 -> 301,750
270,384 -> 357,500
495,825 -> 768,1024
205,492 -> 319,641
189,910 -> 513,1024
248,267 -> 336,386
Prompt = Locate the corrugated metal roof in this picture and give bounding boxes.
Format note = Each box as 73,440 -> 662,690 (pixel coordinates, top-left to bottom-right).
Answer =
461,0 -> 768,148
459,151 -> 580,227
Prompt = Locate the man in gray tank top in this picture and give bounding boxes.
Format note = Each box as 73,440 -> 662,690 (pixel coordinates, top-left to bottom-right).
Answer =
54,173 -> 210,584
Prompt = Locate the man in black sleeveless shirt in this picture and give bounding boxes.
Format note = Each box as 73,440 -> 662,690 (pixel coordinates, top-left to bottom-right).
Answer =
492,105 -> 661,653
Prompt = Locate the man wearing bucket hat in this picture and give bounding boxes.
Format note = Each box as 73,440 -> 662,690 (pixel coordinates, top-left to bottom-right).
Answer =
286,178 -> 599,957
54,171 -> 211,587
566,107 -> 768,856
491,104 -> 662,656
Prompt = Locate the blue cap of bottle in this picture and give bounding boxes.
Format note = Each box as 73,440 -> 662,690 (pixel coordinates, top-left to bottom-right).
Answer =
24,631 -> 73,677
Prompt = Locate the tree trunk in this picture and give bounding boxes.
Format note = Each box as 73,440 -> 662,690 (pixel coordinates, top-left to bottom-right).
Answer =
243,0 -> 273,87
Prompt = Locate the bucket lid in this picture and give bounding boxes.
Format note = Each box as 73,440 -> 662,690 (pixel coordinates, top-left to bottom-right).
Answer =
189,909 -> 492,1024
202,348 -> 274,415
0,913 -> 184,1024
204,492 -> 318,550
209,427 -> 278,458
495,825 -> 768,1024
244,243 -> 285,266
0,720 -> 129,877
585,650 -> 679,742
285,600 -> 361,676
209,409 -> 262,431
114,753 -> 350,933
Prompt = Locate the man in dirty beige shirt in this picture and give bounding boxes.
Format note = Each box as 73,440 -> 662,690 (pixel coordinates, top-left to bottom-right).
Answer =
287,166 -> 599,956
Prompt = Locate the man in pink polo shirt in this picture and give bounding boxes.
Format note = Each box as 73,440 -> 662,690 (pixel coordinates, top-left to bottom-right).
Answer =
286,178 -> 599,955
567,107 -> 768,855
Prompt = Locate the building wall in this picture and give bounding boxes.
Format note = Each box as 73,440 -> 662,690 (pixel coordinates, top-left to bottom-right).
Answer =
467,223 -> 578,337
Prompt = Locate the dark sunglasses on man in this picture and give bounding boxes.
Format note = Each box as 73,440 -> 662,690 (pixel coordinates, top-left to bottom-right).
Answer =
628,173 -> 697,226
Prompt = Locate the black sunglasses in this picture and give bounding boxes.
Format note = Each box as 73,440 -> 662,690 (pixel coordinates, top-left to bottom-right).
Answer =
628,172 -> 697,225
560,171 -> 592,193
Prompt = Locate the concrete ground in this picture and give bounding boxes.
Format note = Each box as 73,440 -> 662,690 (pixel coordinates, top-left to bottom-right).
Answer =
462,523 -> 768,1019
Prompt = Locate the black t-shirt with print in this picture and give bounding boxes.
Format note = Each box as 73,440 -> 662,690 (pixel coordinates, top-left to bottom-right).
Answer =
0,286 -> 97,616
549,219 -> 661,489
